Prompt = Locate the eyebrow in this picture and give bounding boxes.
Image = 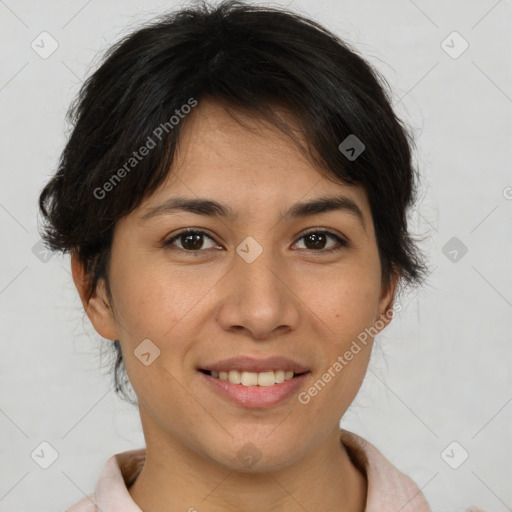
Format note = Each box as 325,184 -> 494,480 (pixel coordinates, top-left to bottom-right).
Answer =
141,195 -> 366,231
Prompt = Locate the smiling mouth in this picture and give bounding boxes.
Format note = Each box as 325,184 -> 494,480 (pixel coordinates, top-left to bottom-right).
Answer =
198,369 -> 309,387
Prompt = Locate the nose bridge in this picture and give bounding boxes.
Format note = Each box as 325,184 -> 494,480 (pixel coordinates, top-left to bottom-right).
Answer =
234,234 -> 284,306
215,233 -> 300,338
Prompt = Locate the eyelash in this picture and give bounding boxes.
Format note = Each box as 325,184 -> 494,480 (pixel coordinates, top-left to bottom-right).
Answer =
163,228 -> 349,254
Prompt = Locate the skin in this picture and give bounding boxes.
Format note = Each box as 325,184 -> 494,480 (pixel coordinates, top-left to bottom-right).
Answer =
72,99 -> 398,512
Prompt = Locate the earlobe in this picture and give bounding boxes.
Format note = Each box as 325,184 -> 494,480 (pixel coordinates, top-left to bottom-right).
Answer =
70,251 -> 118,341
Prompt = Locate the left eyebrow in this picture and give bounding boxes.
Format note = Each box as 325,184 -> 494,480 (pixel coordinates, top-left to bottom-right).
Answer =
282,195 -> 366,231
140,195 -> 366,232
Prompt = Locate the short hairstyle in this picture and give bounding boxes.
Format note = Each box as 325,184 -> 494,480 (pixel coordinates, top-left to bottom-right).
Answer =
38,0 -> 430,403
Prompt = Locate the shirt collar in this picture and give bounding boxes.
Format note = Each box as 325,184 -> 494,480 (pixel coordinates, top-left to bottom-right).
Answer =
339,430 -> 431,512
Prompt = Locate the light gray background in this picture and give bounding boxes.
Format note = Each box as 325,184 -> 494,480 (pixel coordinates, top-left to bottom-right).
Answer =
0,0 -> 511,510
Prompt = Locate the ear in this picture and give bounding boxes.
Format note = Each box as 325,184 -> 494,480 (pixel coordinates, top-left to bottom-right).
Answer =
374,265 -> 400,333
71,251 -> 118,341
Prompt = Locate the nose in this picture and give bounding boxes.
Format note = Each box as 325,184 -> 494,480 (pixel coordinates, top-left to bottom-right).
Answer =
215,242 -> 301,340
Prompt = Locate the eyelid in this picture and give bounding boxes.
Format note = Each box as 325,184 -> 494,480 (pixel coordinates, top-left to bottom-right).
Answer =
298,227 -> 349,243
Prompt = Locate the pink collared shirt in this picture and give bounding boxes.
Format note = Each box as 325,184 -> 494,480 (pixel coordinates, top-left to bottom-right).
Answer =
66,429 -> 484,511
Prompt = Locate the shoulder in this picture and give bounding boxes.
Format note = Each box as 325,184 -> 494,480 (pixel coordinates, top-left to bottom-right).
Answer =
339,429 -> 488,512
340,429 -> 431,512
65,449 -> 145,511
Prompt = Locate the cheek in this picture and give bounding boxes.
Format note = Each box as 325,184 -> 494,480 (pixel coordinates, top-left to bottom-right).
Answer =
108,251 -> 210,341
107,251 -> 221,403
300,271 -> 379,408
309,267 -> 381,341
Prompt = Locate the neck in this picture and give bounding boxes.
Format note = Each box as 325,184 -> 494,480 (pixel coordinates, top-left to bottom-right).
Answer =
128,423 -> 367,512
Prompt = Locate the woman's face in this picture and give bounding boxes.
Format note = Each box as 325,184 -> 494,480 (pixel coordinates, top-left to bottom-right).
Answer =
75,99 -> 397,471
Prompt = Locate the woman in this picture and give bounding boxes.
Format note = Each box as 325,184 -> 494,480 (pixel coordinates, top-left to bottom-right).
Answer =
38,1 -> 484,510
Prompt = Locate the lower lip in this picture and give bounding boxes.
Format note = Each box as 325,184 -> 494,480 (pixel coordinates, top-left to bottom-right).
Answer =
198,371 -> 311,408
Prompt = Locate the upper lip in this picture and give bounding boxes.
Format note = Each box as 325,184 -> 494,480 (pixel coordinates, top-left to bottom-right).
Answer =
199,356 -> 310,374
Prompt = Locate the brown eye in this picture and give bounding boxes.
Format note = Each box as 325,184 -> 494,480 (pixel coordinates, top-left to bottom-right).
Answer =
164,229 -> 218,252
293,230 -> 348,252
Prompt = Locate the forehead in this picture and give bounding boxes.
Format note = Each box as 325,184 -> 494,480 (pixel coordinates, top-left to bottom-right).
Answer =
147,99 -> 371,221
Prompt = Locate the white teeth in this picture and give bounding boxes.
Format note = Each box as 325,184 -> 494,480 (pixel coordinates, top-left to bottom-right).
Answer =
241,371 -> 258,386
228,370 -> 241,384
274,370 -> 285,383
211,370 -> 298,386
